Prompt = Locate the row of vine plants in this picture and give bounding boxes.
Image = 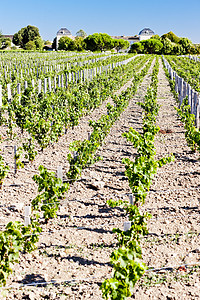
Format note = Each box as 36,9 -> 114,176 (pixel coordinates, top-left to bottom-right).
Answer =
100,56 -> 174,299
0,55 -> 150,187
162,57 -> 200,153
0,55 -> 153,288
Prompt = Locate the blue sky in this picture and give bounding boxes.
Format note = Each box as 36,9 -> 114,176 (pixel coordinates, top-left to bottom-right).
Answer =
1,0 -> 200,43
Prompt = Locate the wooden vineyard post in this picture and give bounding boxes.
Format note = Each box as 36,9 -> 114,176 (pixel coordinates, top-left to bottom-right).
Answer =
57,166 -> 63,182
124,221 -> 131,231
7,84 -> 12,103
61,74 -> 64,88
38,79 -> 42,94
129,193 -> 134,205
73,151 -> 78,161
187,84 -> 191,107
65,73 -> 68,88
58,75 -> 61,88
54,76 -> 57,91
14,145 -> 17,174
88,132 -> 91,140
0,85 -> 2,108
24,81 -> 28,90
194,92 -> 199,127
183,81 -> 187,100
17,83 -> 21,95
44,78 -> 47,93
190,89 -> 194,115
178,77 -> 183,107
175,74 -> 178,94
48,77 -> 52,92
196,95 -> 200,129
24,206 -> 31,226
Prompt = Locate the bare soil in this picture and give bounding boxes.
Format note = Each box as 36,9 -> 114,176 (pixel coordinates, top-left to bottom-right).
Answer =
1,58 -> 200,300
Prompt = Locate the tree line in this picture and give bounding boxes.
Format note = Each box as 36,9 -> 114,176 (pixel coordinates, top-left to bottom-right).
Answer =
54,32 -> 130,52
129,31 -> 200,55
1,25 -> 199,55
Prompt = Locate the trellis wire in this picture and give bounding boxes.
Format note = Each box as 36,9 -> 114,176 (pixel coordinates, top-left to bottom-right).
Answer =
2,262 -> 200,290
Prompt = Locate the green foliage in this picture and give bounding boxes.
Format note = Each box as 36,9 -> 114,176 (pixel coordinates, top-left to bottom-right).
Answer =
22,139 -> 38,162
151,34 -> 161,41
34,37 -> 44,50
101,203 -> 151,299
101,247 -> 147,300
58,36 -> 76,51
74,36 -> 86,51
0,154 -> 9,188
175,97 -> 200,152
21,219 -> 42,253
101,57 -> 174,299
25,41 -> 36,50
114,39 -> 130,52
66,57 -> 153,182
0,37 -> 11,49
85,33 -> 114,52
130,39 -> 163,54
178,38 -> 193,54
13,25 -> 41,49
122,155 -> 173,205
0,222 -> 23,287
129,42 -> 144,54
161,38 -> 175,55
130,31 -> 194,55
32,165 -> 69,221
143,39 -> 163,54
67,139 -> 102,181
0,220 -> 42,287
161,31 -> 180,44
14,146 -> 24,170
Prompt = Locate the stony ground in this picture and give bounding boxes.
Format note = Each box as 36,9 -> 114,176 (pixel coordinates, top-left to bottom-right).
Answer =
1,57 -> 200,299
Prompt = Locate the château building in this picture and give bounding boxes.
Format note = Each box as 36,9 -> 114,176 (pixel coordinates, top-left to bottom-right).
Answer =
111,28 -> 155,48
56,28 -> 74,50
139,28 -> 155,41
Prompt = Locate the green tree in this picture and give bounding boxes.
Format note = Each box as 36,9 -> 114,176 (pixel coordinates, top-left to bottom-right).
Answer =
161,31 -> 180,44
13,28 -> 24,47
76,29 -> 87,38
129,42 -> 144,53
74,36 -> 86,51
44,40 -> 52,46
58,36 -> 75,51
151,34 -> 161,40
144,39 -> 163,54
13,25 -> 41,49
25,41 -> 36,50
114,39 -> 129,52
161,38 -> 174,54
171,43 -> 183,55
178,37 -> 193,54
1,37 -> 11,49
85,33 -> 114,52
34,37 -> 44,50
195,44 -> 200,55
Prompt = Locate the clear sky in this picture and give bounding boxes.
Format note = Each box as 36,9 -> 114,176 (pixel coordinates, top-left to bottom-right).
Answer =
1,0 -> 200,43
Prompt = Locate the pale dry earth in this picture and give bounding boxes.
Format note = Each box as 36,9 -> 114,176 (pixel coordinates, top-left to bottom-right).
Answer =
0,58 -> 200,299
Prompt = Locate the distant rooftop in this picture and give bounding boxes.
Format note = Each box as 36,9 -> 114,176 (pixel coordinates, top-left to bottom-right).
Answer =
57,28 -> 72,36
139,28 -> 155,36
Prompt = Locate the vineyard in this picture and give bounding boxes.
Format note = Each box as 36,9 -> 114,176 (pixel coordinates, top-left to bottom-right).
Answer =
0,52 -> 200,299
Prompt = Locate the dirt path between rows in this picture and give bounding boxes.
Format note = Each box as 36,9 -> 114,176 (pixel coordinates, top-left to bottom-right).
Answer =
2,58 -> 200,299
